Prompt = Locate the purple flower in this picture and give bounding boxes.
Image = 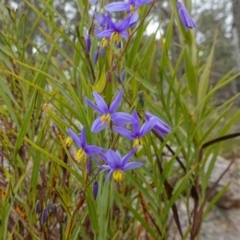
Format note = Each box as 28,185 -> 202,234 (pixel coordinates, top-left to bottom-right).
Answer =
113,110 -> 158,148
85,34 -> 91,53
145,112 -> 172,136
93,181 -> 98,200
145,112 -> 171,136
105,0 -> 153,25
67,127 -> 102,162
85,89 -> 135,133
96,15 -> 132,45
98,149 -> 143,182
177,1 -> 196,29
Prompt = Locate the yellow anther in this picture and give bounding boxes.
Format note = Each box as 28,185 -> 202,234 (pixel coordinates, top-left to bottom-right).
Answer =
66,137 -> 73,147
110,32 -> 122,44
113,169 -> 124,182
100,113 -> 111,125
130,4 -> 136,13
130,4 -> 140,14
76,148 -> 87,163
101,37 -> 108,47
133,138 -> 144,148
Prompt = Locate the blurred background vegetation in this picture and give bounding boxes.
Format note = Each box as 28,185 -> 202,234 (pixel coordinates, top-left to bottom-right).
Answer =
0,0 -> 240,239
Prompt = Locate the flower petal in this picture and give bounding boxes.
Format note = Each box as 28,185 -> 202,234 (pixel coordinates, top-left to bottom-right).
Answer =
85,145 -> 102,155
106,150 -> 120,168
117,16 -> 131,31
139,0 -> 153,6
121,148 -> 136,166
109,88 -> 123,113
104,2 -> 129,12
154,122 -> 171,135
177,1 -> 196,29
105,170 -> 113,183
140,117 -> 158,136
99,164 -> 112,170
121,31 -> 129,39
111,112 -> 136,125
129,10 -> 138,26
98,152 -> 109,164
80,126 -> 86,147
123,162 -> 143,171
132,110 -> 141,135
93,92 -> 108,113
91,117 -> 107,133
85,97 -> 102,113
113,126 -> 135,140
146,111 -> 171,130
96,30 -> 113,39
89,0 -> 98,4
104,15 -> 116,30
67,128 -> 81,147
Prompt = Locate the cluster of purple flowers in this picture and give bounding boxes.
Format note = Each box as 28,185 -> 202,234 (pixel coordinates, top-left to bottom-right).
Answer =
71,0 -> 196,199
67,89 -> 171,190
87,0 -> 155,63
86,1 -> 196,60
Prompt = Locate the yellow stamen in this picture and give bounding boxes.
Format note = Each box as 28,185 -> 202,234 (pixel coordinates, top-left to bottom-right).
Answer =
130,4 -> 140,14
101,37 -> 108,47
66,137 -> 73,147
110,32 -> 122,44
113,169 -> 124,182
130,4 -> 136,13
76,148 -> 87,163
133,138 -> 143,148
100,113 -> 111,125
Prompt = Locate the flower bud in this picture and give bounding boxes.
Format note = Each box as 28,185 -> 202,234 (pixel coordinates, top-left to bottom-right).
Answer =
85,35 -> 91,53
94,50 -> 99,64
93,181 -> 98,200
41,208 -> 48,225
177,1 -> 196,30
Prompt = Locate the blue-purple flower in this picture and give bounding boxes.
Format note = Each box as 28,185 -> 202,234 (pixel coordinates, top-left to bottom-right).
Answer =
67,127 -> 102,162
177,1 -> 196,29
105,0 -> 153,25
85,88 -> 135,133
98,148 -> 143,182
113,110 -> 158,147
94,12 -> 110,47
145,112 -> 171,136
96,15 -> 132,45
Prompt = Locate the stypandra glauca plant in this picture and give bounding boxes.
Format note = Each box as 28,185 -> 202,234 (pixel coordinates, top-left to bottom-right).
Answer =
0,0 -> 240,239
